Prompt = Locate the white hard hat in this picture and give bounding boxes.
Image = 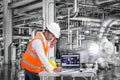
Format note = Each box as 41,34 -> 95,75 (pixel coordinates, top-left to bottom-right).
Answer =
46,22 -> 61,38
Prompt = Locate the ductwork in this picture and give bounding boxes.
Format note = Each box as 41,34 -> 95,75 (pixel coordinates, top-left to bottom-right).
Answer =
98,18 -> 116,39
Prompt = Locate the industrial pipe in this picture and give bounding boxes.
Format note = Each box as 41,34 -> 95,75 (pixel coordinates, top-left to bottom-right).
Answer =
74,0 -> 79,14
98,18 -> 116,39
58,0 -> 79,19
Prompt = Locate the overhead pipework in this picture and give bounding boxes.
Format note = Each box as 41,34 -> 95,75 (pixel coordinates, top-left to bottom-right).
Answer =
57,0 -> 79,19
98,18 -> 117,39
69,0 -> 79,17
73,0 -> 79,17
66,0 -> 79,49
74,0 -> 78,13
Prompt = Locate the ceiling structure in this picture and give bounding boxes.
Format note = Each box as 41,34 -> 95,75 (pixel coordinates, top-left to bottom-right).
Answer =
55,0 -> 120,39
2,0 -> 120,39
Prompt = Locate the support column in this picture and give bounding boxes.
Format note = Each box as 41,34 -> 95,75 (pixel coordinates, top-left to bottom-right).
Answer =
43,0 -> 55,59
3,0 -> 12,64
43,0 -> 55,29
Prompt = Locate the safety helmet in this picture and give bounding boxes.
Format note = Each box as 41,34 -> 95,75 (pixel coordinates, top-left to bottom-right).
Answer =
49,59 -> 57,68
46,22 -> 61,38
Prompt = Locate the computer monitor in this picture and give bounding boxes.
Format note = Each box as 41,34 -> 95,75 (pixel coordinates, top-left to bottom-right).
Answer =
61,54 -> 80,68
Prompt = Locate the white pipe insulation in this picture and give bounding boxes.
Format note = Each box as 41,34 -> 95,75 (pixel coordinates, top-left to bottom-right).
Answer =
98,18 -> 116,39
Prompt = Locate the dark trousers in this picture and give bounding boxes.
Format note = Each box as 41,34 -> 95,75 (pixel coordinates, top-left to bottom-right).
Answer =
25,70 -> 40,80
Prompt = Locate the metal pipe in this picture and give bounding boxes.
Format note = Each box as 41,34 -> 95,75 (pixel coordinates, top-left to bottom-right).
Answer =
74,0 -> 79,14
76,30 -> 79,48
67,8 -> 70,44
79,34 -> 82,47
70,30 -> 73,49
98,18 -> 116,39
59,0 -> 79,19
73,0 -> 79,17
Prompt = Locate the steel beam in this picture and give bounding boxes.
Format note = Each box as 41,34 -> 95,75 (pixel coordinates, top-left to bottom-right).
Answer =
13,2 -> 42,14
8,0 -> 39,9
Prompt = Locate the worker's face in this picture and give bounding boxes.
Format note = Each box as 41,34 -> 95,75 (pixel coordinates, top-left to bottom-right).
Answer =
50,38 -> 58,48
47,31 -> 58,48
47,31 -> 56,42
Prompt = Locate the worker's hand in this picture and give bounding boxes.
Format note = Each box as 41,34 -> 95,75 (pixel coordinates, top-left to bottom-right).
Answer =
53,67 -> 62,72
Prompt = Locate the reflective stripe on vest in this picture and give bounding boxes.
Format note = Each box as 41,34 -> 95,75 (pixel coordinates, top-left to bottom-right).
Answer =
26,48 -> 38,59
21,58 -> 44,69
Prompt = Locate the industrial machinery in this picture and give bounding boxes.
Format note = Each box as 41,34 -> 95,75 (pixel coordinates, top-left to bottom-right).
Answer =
57,17 -> 120,69
56,0 -> 120,69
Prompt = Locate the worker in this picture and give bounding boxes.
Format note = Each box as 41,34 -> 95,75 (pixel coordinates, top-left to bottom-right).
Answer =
20,22 -> 62,80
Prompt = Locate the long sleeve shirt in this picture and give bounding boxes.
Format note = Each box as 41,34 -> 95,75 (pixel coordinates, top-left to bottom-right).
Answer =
32,33 -> 54,72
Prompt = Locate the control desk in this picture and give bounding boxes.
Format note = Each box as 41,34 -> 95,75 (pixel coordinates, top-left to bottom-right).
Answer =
39,68 -> 97,80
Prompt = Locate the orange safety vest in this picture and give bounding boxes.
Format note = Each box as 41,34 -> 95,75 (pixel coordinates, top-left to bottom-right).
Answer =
21,32 -> 49,73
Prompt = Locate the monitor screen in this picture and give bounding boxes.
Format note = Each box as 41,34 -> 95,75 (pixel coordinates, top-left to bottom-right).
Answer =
61,54 -> 80,68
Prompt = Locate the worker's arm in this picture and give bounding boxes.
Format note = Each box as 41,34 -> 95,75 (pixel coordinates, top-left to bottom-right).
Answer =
32,39 -> 54,72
